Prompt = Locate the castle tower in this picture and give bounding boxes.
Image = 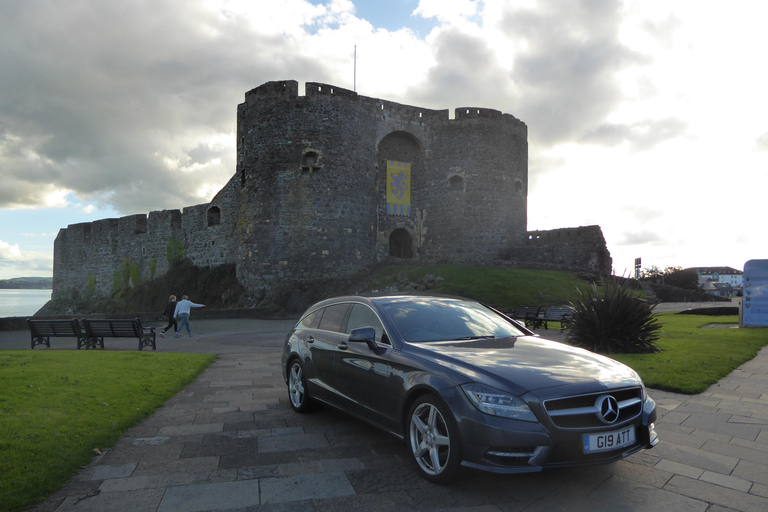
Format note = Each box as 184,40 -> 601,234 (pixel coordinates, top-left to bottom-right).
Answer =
231,80 -> 528,293
52,80 -> 537,305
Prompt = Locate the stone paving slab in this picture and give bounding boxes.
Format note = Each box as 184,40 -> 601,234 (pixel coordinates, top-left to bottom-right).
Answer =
9,321 -> 768,512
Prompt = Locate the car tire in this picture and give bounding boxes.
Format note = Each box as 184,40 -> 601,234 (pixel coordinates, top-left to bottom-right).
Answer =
407,394 -> 461,483
287,359 -> 315,413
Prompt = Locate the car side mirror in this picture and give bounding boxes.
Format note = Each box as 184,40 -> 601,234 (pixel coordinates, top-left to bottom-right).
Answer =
348,327 -> 378,351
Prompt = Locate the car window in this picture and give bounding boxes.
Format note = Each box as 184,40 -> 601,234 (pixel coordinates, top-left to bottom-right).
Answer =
295,309 -> 321,330
317,304 -> 351,333
382,298 -> 525,343
346,304 -> 387,343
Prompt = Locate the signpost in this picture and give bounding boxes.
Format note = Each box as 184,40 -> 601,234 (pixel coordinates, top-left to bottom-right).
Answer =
635,258 -> 642,280
742,259 -> 768,327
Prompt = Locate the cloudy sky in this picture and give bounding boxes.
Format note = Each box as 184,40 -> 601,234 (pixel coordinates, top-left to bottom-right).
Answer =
1,0 -> 766,280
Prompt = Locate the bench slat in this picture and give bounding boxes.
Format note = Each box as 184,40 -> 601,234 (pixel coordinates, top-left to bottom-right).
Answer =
27,319 -> 87,349
82,318 -> 156,351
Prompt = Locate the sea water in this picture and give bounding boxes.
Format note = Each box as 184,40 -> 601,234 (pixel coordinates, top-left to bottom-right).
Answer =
0,289 -> 52,318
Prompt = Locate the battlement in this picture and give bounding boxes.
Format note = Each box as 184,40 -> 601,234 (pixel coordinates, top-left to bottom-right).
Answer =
243,80 -> 300,103
241,80 -> 526,129
527,225 -> 607,246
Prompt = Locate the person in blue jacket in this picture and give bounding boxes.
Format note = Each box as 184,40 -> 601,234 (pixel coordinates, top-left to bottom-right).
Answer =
174,295 -> 205,337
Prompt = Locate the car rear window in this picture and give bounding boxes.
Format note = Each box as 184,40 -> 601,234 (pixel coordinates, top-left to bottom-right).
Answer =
317,304 -> 351,333
295,309 -> 322,329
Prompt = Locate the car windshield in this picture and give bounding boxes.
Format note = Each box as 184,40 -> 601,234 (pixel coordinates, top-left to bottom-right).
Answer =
380,298 -> 526,343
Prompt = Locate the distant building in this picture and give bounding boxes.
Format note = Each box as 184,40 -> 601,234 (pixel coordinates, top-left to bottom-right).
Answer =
689,266 -> 743,296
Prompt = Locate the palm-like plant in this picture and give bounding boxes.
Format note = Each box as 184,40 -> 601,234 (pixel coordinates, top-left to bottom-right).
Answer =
568,278 -> 661,354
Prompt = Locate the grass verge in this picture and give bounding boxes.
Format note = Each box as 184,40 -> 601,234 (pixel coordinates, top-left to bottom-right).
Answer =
609,313 -> 768,394
0,351 -> 216,511
366,264 -> 587,309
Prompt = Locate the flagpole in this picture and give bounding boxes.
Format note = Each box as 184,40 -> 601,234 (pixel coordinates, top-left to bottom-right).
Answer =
354,45 -> 357,92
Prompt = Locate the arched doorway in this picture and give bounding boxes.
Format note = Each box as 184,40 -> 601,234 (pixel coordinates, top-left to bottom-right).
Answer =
389,228 -> 413,259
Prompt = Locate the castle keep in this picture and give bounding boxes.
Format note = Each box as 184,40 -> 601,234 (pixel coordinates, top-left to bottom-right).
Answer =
53,80 -> 611,303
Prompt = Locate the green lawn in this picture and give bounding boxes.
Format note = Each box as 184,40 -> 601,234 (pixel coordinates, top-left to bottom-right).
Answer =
0,351 -> 215,511
368,264 -> 586,310
609,313 -> 768,394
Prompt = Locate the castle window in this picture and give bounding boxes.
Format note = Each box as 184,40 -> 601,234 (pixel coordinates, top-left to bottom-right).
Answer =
171,211 -> 182,230
207,206 -> 221,227
389,228 -> 413,259
83,225 -> 91,241
449,175 -> 464,191
135,216 -> 147,234
301,151 -> 321,174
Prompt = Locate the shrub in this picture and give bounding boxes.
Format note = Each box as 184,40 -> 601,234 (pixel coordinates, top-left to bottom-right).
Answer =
568,278 -> 661,354
167,235 -> 185,266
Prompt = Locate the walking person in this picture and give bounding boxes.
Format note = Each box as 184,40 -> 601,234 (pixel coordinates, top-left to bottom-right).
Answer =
174,295 -> 205,337
159,295 -> 178,337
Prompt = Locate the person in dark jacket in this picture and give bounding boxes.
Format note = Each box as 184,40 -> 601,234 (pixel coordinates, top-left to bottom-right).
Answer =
159,295 -> 178,337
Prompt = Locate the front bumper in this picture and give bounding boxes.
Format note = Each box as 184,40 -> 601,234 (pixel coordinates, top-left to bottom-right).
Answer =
447,389 -> 658,474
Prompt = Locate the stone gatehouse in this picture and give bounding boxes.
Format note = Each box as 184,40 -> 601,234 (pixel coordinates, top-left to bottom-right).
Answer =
52,80 -> 611,301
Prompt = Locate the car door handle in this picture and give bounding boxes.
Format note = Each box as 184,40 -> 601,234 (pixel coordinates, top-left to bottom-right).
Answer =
307,336 -> 315,344
337,341 -> 348,350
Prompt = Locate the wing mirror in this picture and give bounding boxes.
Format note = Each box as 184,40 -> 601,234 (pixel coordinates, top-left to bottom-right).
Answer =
348,327 -> 378,351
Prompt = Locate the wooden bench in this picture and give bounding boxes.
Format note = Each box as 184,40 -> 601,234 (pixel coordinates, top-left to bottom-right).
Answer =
82,318 -> 157,351
508,306 -> 544,328
531,306 -> 574,332
27,318 -> 88,349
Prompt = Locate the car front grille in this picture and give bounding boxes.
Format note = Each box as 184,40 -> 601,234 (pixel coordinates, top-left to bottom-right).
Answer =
543,387 -> 643,429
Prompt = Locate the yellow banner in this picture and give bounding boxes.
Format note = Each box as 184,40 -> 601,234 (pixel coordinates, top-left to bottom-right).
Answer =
386,160 -> 411,216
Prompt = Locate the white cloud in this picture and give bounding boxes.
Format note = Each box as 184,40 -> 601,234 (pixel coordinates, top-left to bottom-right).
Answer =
415,0 -> 479,24
0,241 -> 23,261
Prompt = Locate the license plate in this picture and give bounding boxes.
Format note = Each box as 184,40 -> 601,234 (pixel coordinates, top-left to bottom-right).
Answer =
583,426 -> 635,453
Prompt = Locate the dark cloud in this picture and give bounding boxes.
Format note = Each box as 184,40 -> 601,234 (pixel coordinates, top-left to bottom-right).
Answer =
496,0 -> 650,145
0,0 -> 330,214
405,27 -> 512,110
581,117 -> 688,151
617,230 -> 664,246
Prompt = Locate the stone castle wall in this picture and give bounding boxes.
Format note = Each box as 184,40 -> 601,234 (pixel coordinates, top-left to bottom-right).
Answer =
496,226 -> 612,273
52,80 -> 609,302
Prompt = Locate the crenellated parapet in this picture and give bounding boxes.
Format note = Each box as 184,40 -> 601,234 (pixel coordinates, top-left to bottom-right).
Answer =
495,226 -> 612,274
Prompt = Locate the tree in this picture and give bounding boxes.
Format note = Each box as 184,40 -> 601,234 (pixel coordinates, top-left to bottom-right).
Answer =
665,268 -> 699,290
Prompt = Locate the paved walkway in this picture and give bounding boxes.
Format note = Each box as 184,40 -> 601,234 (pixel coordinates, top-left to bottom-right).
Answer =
2,312 -> 767,512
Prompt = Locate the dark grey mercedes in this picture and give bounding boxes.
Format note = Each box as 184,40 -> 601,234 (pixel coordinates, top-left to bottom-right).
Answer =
281,294 -> 659,482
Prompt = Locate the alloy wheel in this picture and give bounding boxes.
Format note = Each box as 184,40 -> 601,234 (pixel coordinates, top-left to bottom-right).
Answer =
409,401 -> 451,477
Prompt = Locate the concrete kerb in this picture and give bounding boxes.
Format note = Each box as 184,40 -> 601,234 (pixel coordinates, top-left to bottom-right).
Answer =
3,305 -> 767,512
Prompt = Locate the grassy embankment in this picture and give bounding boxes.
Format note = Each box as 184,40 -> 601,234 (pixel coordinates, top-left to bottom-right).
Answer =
0,351 -> 215,511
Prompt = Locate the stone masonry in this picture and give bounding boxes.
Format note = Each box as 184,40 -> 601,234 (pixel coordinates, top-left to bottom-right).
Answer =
52,80 -> 611,302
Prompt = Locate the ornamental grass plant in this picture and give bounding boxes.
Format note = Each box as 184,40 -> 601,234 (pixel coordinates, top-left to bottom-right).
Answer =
568,278 -> 661,354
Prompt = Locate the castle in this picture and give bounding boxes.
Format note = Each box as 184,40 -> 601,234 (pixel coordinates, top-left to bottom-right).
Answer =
52,80 -> 611,305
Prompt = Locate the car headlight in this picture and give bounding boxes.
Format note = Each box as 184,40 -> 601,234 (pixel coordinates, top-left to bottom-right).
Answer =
461,383 -> 537,422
